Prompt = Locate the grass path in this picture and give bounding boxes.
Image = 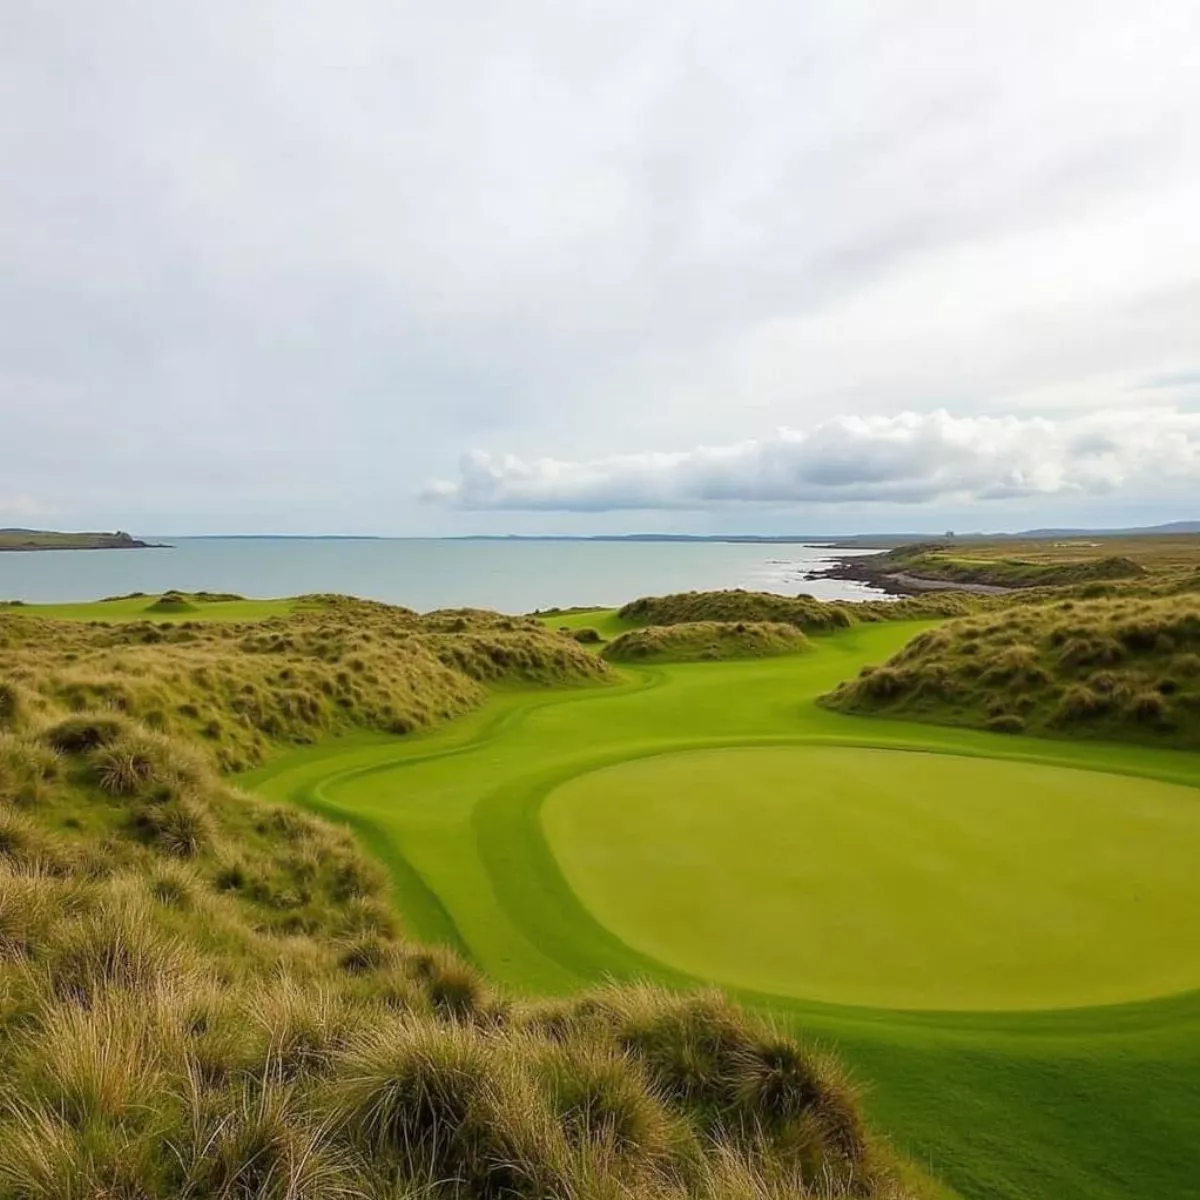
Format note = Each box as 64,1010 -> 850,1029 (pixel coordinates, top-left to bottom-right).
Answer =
245,619 -> 1200,1200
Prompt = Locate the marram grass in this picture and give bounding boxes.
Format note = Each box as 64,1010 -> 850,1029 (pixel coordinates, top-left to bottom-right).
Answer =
0,596 -> 922,1200
823,592 -> 1200,749
603,621 -> 810,663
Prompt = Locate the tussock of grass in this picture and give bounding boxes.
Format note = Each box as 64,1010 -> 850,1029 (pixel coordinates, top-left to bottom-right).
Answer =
0,734 -> 60,808
0,598 -> 917,1199
568,626 -> 604,644
618,589 -> 977,635
824,593 -> 1200,749
604,621 -> 810,663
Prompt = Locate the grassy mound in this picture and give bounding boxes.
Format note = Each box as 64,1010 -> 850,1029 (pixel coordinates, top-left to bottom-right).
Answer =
0,598 -> 610,773
824,593 -> 1200,748
618,589 -> 976,633
144,590 -> 200,613
103,591 -> 247,603
604,621 -> 810,663
0,628 -> 917,1198
567,625 -> 604,644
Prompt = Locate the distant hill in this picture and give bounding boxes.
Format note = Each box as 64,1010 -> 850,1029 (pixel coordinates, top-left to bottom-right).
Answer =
1014,521 -> 1200,537
0,529 -> 167,551
454,522 -> 1200,544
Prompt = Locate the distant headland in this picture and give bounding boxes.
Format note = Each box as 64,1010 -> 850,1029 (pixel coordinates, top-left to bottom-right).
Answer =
0,529 -> 169,552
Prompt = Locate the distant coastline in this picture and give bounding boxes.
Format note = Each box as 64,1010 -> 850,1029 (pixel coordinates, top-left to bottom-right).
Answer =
128,520 -> 1199,543
0,529 -> 170,552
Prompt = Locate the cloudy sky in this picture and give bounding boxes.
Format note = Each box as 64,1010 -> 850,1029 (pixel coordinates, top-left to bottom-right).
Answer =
3,1 -> 1199,536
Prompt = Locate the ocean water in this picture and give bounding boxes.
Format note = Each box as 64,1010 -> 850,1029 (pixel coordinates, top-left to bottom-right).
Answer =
0,538 -> 887,612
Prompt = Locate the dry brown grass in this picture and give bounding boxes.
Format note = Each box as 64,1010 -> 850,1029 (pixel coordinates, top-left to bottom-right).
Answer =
0,596 -> 609,771
604,621 -> 810,663
824,592 -> 1200,749
0,599 -> 920,1199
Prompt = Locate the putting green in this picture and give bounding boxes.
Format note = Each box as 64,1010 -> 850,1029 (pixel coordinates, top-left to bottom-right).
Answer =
543,745 -> 1200,1011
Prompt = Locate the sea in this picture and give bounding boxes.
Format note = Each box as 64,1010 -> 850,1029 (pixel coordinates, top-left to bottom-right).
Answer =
0,538 -> 887,612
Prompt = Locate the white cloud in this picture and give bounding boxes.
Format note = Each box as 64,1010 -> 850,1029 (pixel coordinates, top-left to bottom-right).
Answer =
425,408 -> 1200,512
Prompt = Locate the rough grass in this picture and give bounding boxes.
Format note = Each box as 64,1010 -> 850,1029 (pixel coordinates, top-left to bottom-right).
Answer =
617,589 -> 977,633
604,621 -> 810,663
0,599 -> 919,1200
5,593 -> 299,623
0,596 -> 610,772
823,593 -> 1200,749
866,543 -> 1149,589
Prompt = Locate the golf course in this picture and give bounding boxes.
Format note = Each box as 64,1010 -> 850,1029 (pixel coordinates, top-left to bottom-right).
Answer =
240,610 -> 1200,1200
4,575 -> 1200,1199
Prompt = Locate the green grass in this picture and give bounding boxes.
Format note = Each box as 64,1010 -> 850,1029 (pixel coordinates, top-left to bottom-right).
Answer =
825,593 -> 1200,750
1,598 -> 609,773
536,606 -> 637,640
617,588 -> 978,629
248,620 -> 1200,1200
881,548 -> 1147,589
850,534 -> 1200,595
1,593 -> 299,622
543,745 -> 1200,1010
603,620 -> 810,662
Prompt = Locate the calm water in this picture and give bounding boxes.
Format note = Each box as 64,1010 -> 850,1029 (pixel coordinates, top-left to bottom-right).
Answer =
0,538 -> 886,612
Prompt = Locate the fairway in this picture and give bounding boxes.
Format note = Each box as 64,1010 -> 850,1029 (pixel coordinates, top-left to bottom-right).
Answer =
543,745 -> 1200,1010
247,618 -> 1200,1200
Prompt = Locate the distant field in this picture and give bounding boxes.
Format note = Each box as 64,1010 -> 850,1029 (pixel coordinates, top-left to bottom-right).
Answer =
533,606 -> 634,639
6,596 -> 611,627
849,532 -> 1200,592
966,533 -> 1200,573
0,592 -> 298,622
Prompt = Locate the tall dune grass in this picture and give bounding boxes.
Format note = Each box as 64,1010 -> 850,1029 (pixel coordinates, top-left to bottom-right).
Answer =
0,598 -> 919,1198
824,593 -> 1200,749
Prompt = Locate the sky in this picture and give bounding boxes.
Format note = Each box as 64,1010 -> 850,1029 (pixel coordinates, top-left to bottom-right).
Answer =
2,1 -> 1199,537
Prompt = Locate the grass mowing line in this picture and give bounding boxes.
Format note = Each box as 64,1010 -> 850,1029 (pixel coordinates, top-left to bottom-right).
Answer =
294,773 -> 470,954
243,667 -> 670,955
248,663 -> 667,798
